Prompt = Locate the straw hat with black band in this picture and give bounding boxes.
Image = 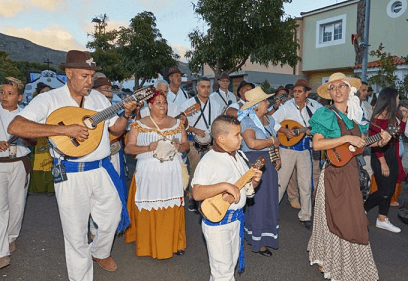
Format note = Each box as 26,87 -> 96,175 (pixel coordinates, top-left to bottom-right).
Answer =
317,73 -> 361,100
241,87 -> 273,110
317,72 -> 364,124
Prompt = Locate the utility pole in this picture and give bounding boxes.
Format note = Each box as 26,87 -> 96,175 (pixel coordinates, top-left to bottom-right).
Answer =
361,0 -> 371,82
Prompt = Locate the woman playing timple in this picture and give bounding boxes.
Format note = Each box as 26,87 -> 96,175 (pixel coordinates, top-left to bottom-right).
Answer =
307,73 -> 391,281
125,91 -> 189,259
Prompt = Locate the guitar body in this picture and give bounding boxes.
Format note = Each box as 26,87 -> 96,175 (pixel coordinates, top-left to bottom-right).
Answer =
278,120 -> 306,147
200,193 -> 235,223
46,106 -> 104,157
199,156 -> 266,222
326,143 -> 364,167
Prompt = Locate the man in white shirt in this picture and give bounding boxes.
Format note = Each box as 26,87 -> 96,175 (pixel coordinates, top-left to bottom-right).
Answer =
0,77 -> 35,270
8,50 -> 137,280
179,77 -> 222,211
272,79 -> 322,230
167,66 -> 189,107
210,72 -> 237,113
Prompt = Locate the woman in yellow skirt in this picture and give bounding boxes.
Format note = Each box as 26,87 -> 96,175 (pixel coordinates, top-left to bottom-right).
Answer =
124,91 -> 189,259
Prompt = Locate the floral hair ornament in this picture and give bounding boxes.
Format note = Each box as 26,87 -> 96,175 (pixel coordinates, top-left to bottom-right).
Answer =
148,90 -> 167,104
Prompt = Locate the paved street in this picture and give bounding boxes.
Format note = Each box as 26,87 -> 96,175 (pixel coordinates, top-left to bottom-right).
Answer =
2,154 -> 408,281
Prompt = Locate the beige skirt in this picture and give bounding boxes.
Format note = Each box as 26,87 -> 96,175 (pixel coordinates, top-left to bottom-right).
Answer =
307,167 -> 379,281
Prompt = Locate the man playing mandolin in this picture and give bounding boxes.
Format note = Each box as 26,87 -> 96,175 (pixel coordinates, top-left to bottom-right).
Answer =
8,50 -> 137,280
271,79 -> 322,230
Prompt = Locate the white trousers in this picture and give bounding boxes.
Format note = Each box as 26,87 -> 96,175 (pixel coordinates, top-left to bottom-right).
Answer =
55,167 -> 121,281
278,148 -> 312,221
202,220 -> 240,281
0,161 -> 29,258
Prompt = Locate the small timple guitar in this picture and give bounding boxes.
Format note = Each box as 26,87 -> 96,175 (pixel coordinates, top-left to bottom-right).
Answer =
326,125 -> 400,167
199,156 -> 266,223
174,103 -> 201,119
46,86 -> 155,157
277,120 -> 311,147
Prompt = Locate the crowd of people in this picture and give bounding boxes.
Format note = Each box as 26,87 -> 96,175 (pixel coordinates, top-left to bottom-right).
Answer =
1,50 -> 407,281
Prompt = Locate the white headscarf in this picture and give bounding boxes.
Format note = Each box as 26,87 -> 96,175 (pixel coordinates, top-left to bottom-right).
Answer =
343,80 -> 366,125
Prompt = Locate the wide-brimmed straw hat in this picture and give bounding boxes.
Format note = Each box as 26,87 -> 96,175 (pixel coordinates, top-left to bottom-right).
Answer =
317,72 -> 362,99
60,50 -> 102,71
241,87 -> 273,110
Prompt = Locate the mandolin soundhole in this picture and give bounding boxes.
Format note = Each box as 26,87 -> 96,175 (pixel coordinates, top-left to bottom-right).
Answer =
82,116 -> 96,129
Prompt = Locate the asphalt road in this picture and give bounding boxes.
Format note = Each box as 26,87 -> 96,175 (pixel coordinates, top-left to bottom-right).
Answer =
2,171 -> 408,280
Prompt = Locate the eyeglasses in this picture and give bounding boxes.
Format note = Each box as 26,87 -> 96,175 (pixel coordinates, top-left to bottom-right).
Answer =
219,80 -> 230,83
328,84 -> 349,92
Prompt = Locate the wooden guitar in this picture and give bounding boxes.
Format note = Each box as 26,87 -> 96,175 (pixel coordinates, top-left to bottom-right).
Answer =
326,125 -> 400,167
199,156 -> 266,223
174,103 -> 201,119
46,86 -> 155,157
277,120 -> 310,147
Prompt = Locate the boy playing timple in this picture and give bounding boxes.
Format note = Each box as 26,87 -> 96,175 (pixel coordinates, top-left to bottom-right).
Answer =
192,115 -> 262,281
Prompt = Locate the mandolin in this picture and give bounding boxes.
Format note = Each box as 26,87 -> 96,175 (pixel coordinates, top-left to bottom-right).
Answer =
326,125 -> 400,167
277,120 -> 311,147
46,86 -> 155,157
199,156 -> 266,222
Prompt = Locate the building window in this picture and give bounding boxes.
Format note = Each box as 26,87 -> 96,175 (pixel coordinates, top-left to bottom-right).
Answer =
387,0 -> 407,18
315,14 -> 346,48
321,20 -> 343,43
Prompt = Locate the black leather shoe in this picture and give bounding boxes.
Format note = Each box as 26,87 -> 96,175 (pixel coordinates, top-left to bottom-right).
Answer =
175,250 -> 185,256
258,248 -> 272,257
301,220 -> 313,230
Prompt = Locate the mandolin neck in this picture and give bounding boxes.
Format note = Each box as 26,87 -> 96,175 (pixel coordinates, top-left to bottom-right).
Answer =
234,170 -> 255,190
90,87 -> 153,126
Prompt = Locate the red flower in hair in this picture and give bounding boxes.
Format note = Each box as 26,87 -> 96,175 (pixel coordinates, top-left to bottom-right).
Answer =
148,90 -> 166,104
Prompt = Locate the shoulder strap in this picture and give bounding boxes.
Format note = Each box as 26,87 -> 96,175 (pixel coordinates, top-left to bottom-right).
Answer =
216,90 -> 228,105
237,151 -> 251,169
193,96 -> 210,129
180,88 -> 188,99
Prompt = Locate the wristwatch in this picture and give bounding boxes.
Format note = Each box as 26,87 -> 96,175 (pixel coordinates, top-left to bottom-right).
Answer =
123,114 -> 130,120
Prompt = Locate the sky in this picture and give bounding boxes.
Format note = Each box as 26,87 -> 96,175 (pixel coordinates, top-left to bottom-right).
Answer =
0,0 -> 342,61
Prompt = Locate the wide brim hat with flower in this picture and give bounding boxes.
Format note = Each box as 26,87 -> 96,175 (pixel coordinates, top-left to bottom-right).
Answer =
317,72 -> 362,99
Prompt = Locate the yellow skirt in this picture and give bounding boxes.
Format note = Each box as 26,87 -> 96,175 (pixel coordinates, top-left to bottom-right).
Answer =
125,175 -> 186,259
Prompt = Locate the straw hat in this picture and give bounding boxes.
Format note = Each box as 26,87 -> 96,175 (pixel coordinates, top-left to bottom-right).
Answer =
241,87 -> 273,110
317,72 -> 362,99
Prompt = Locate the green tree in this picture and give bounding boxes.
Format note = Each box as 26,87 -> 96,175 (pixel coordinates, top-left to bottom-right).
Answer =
86,14 -> 131,82
0,50 -> 20,82
185,0 -> 300,90
117,11 -> 179,89
368,43 -> 408,96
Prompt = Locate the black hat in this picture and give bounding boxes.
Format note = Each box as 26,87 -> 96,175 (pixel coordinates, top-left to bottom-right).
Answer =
93,77 -> 112,89
168,66 -> 183,77
218,72 -> 229,80
236,80 -> 255,96
60,50 -> 102,71
285,84 -> 294,91
275,85 -> 289,94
